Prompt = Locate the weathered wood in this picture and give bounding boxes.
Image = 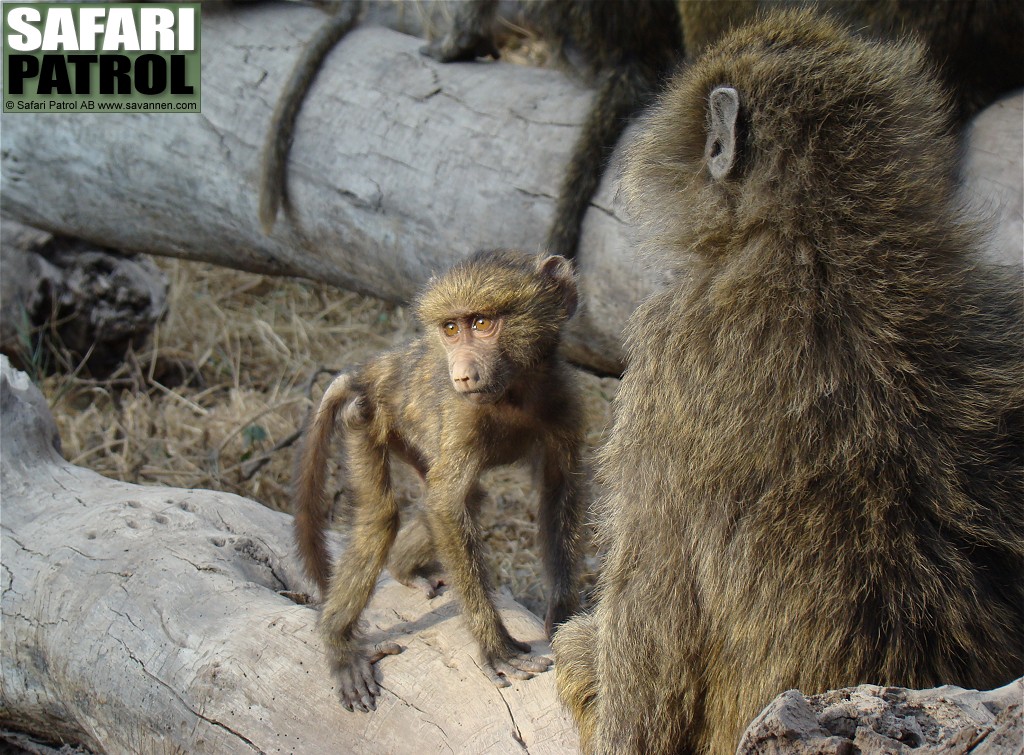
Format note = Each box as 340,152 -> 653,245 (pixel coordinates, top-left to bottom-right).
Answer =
0,356 -> 579,754
0,4 -> 1018,375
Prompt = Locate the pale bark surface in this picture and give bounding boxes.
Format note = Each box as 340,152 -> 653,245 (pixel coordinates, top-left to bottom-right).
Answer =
960,91 -> 1024,267
0,356 -> 578,754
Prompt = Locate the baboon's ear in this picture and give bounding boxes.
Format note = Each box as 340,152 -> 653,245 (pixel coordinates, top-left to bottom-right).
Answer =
538,254 -> 579,319
705,86 -> 740,180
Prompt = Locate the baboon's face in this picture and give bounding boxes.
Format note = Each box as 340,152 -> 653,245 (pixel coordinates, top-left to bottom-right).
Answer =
439,314 -> 510,403
419,252 -> 578,404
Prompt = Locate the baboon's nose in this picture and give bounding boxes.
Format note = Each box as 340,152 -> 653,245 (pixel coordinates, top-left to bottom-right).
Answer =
452,363 -> 482,392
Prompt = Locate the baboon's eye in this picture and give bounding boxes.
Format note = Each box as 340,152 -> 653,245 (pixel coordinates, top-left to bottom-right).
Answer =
442,321 -> 459,337
472,316 -> 495,333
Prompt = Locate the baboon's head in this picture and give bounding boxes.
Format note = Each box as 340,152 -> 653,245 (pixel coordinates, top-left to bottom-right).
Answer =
416,250 -> 577,402
624,9 -> 958,274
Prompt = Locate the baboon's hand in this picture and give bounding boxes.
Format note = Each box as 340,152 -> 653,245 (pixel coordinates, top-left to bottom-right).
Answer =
420,31 -> 500,63
332,641 -> 402,712
481,637 -> 553,688
401,573 -> 446,599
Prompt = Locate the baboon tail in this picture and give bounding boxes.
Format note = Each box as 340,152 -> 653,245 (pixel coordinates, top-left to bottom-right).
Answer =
544,66 -> 654,262
258,3 -> 361,234
292,372 -> 356,595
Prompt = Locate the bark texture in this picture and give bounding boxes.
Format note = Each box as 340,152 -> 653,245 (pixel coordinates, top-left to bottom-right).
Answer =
0,356 -> 578,754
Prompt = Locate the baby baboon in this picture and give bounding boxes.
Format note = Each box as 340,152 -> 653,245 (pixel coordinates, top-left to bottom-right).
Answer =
294,249 -> 584,712
553,10 -> 1024,754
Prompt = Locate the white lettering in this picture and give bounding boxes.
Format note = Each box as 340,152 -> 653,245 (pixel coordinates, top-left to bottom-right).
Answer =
140,8 -> 175,51
8,6 -> 195,55
6,7 -> 42,52
177,8 -> 194,51
103,9 -> 139,51
41,8 -> 77,51
77,8 -> 105,51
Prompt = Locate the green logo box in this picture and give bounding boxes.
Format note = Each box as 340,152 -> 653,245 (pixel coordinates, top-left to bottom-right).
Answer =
3,3 -> 201,113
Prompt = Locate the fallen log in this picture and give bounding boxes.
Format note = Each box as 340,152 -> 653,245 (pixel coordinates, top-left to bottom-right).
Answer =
961,91 -> 1024,267
0,3 -> 1018,375
0,356 -> 579,753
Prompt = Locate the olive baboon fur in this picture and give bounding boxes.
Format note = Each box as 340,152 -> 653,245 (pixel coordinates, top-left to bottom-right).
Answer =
293,250 -> 584,711
553,10 -> 1024,754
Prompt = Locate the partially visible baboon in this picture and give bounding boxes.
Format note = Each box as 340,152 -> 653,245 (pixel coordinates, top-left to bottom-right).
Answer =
423,0 -> 686,262
841,0 -> 1024,123
293,249 -> 584,712
259,0 -> 362,233
425,0 -> 1022,261
553,10 -> 1024,754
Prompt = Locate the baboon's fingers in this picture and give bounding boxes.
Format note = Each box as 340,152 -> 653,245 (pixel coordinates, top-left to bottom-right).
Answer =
335,662 -> 371,712
481,662 -> 515,687
358,662 -> 379,712
495,660 -> 534,681
369,641 -> 403,663
335,651 -> 392,713
482,646 -> 553,686
508,653 -> 553,673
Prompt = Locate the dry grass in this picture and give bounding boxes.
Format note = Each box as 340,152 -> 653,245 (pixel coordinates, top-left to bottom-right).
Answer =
39,257 -> 617,614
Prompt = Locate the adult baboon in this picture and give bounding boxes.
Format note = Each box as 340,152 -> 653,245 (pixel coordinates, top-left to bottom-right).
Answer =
553,10 -> 1024,754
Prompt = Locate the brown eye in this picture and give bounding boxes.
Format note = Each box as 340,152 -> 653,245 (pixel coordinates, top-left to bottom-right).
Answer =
442,321 -> 459,337
472,316 -> 494,333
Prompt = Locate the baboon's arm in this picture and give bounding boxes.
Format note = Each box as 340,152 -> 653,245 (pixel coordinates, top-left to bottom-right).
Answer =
319,431 -> 401,712
424,460 -> 552,686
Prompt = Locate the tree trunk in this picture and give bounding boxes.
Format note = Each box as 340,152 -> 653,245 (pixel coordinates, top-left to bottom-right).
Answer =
0,356 -> 579,754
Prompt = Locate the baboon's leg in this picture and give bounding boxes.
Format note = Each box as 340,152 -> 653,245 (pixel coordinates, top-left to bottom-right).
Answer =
593,577 -> 700,753
536,438 -> 583,635
552,612 -> 599,751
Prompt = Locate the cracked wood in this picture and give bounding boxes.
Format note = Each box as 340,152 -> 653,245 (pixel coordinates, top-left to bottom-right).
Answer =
0,356 -> 579,753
